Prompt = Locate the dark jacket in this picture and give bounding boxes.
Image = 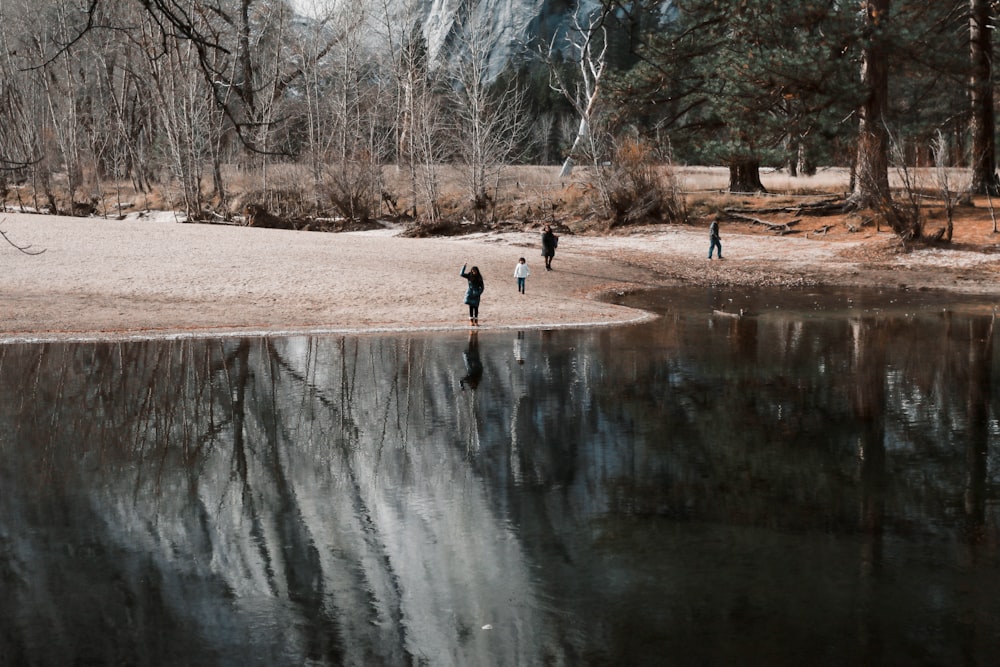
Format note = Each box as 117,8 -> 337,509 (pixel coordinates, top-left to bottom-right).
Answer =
541,229 -> 558,257
709,221 -> 720,240
461,265 -> 484,306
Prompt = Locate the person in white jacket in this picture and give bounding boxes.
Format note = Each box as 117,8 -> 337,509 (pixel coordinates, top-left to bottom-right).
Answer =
513,257 -> 530,294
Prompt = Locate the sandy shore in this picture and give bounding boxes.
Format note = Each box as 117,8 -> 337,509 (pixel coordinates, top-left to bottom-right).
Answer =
1,211 -> 998,342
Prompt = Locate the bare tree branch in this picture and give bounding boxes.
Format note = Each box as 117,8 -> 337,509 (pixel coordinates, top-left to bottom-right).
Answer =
0,225 -> 46,255
19,0 -> 99,71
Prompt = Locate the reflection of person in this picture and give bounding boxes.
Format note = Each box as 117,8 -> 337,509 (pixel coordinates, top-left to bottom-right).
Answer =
708,219 -> 723,259
541,225 -> 558,271
460,263 -> 485,326
513,257 -> 530,294
460,332 -> 483,390
513,330 -> 525,364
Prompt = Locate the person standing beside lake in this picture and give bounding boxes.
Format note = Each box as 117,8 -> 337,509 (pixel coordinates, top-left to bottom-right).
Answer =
541,225 -> 558,271
460,263 -> 485,326
708,218 -> 723,259
513,257 -> 530,294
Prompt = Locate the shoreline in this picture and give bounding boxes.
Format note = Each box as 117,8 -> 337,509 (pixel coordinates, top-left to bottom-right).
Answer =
1,212 -> 998,344
0,311 -> 659,345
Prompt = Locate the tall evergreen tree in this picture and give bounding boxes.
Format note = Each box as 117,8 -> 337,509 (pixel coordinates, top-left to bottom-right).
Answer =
610,0 -> 856,192
851,0 -> 892,207
849,0 -> 968,239
969,0 -> 998,194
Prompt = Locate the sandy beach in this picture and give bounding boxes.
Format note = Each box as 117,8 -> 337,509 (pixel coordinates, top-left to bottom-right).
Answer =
1,211 -> 998,342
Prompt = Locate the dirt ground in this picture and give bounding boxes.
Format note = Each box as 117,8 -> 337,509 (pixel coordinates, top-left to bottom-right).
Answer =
1,203 -> 998,343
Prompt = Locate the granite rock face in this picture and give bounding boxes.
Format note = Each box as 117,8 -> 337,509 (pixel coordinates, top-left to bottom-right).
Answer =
374,0 -> 603,80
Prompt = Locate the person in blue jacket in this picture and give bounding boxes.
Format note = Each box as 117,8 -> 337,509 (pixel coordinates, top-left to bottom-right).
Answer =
460,264 -> 485,326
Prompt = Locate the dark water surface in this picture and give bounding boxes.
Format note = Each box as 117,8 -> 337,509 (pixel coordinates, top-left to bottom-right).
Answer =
3,287 -> 1000,666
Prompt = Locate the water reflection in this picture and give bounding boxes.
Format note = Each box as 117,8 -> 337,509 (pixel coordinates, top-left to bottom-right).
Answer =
2,288 -> 1000,665
460,332 -> 483,390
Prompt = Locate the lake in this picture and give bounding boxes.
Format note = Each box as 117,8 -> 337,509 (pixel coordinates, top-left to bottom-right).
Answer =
2,287 -> 1000,666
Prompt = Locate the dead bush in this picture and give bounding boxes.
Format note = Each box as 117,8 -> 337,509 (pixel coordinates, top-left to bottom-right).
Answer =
321,159 -> 379,222
592,140 -> 688,228
231,186 -> 314,220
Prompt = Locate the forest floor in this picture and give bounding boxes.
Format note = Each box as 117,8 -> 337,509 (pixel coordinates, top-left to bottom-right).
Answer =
2,188 -> 999,342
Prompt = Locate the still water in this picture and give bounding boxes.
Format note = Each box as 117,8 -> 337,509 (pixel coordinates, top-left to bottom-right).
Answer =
2,287 -> 1000,666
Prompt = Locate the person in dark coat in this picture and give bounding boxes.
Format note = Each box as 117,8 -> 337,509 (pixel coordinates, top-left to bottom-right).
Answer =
460,263 -> 485,326
708,219 -> 723,259
541,225 -> 558,270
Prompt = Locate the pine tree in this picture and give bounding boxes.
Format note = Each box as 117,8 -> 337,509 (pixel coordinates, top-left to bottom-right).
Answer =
611,0 -> 856,193
969,0 -> 998,194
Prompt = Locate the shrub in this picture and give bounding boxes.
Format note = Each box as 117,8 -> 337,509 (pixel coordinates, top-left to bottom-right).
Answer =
321,157 -> 380,222
592,140 -> 688,228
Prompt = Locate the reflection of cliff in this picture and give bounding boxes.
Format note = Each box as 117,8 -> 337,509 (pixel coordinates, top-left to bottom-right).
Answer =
0,336 -> 560,665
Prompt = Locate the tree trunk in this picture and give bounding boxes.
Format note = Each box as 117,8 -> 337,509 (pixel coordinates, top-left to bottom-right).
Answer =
728,158 -> 766,193
969,0 -> 998,194
560,115 -> 590,178
798,143 -> 816,176
238,0 -> 257,117
850,0 -> 891,208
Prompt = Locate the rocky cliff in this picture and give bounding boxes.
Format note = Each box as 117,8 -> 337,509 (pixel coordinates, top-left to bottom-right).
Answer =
329,0 -> 604,80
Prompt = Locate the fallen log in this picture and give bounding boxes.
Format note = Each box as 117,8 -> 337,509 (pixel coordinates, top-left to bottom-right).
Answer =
723,197 -> 845,217
723,211 -> 801,234
796,201 -> 848,216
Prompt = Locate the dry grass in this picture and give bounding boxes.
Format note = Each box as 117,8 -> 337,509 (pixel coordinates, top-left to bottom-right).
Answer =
3,163 -> 993,241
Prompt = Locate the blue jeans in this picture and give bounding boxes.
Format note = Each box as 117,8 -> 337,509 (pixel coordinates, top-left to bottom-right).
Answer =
709,237 -> 722,258
517,277 -> 526,293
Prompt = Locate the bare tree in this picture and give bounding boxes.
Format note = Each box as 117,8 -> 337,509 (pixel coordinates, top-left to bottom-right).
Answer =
932,130 -> 956,243
29,1 -> 89,213
242,2 -> 294,200
406,75 -> 448,223
378,0 -> 448,222
82,7 -> 156,215
297,0 -> 350,213
545,6 -> 609,179
155,42 -> 212,214
0,4 -> 43,207
326,3 -> 397,222
448,13 -> 529,224
0,221 -> 46,255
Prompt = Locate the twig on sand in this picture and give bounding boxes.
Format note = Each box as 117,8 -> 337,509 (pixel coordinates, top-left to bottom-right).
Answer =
0,226 -> 46,255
